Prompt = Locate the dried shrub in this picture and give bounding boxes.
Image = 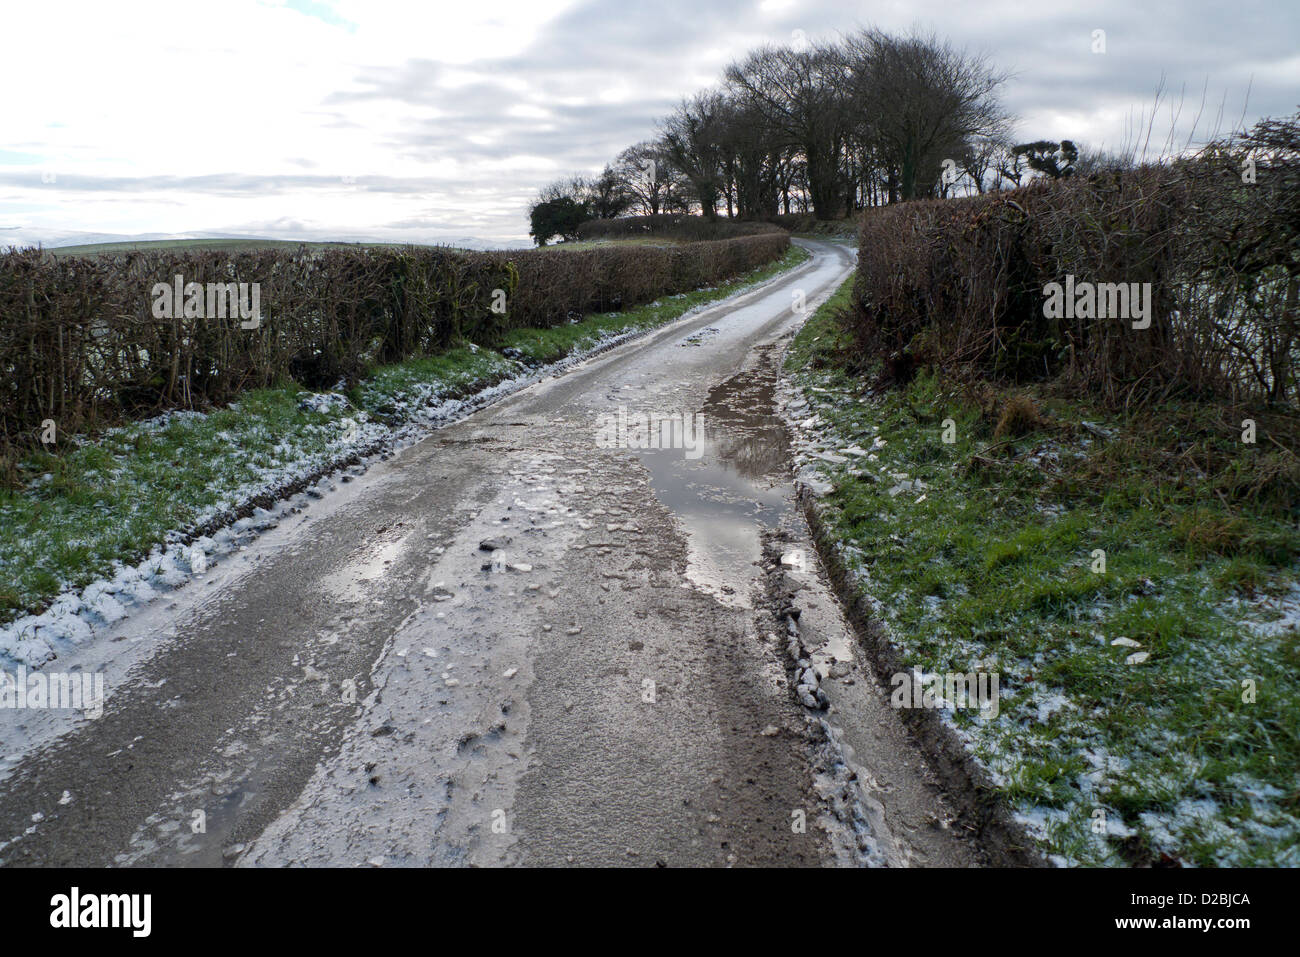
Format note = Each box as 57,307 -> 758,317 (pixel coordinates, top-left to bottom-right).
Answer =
0,233 -> 789,448
993,394 -> 1045,440
1174,509 -> 1248,557
848,112 -> 1300,410
764,213 -> 858,236
575,215 -> 784,241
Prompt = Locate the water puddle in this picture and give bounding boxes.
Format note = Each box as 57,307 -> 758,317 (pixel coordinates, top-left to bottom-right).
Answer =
319,535 -> 408,603
636,360 -> 790,607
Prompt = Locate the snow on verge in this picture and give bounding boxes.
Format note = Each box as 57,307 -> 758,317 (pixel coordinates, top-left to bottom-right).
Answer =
0,271 -> 795,671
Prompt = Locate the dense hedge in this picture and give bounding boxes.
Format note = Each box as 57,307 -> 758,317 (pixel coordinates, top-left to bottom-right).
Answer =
575,214 -> 783,241
764,213 -> 858,236
850,148 -> 1299,407
0,232 -> 788,446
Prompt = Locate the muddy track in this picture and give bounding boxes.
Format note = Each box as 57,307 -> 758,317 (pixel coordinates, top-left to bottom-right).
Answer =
784,405 -> 1046,866
0,240 -> 1007,867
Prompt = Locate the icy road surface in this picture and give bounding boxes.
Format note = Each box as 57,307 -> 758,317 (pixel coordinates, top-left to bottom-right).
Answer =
0,241 -> 981,867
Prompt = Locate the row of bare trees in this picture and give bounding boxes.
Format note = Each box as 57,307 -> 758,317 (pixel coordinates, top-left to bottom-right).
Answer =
532,27 -> 1117,238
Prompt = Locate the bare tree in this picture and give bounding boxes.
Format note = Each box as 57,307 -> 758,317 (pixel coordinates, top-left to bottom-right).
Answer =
725,43 -> 849,219
585,164 -> 634,219
989,140 -> 1027,190
712,95 -> 784,218
957,133 -> 1011,194
843,28 -> 1009,202
658,92 -> 728,220
529,26 -> 1021,236
534,174 -> 588,206
614,141 -> 681,216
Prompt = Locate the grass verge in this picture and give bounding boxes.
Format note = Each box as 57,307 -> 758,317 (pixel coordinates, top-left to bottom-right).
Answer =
785,275 -> 1300,867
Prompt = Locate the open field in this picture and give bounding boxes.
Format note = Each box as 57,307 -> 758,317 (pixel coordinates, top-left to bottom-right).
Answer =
536,236 -> 687,252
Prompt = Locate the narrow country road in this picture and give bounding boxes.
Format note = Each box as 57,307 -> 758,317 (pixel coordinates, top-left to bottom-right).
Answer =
0,240 -> 982,867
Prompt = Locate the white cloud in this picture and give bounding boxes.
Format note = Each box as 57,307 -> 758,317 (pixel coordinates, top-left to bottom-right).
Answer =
0,0 -> 1295,245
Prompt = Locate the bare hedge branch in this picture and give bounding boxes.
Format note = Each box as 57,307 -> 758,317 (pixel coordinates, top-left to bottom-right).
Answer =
0,233 -> 789,447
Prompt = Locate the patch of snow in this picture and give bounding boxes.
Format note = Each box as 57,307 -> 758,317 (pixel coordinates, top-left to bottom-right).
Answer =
2,263 -> 797,671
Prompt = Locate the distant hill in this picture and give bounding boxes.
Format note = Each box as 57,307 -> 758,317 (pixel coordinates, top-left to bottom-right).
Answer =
0,228 -> 532,256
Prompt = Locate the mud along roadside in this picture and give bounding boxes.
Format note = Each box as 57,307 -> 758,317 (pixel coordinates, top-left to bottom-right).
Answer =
773,370 -> 1046,867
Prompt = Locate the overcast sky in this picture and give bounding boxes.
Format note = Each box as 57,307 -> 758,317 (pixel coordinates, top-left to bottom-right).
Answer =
2,0 -> 1296,247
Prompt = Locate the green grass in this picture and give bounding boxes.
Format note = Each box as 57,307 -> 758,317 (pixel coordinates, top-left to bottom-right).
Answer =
786,275 -> 1300,867
0,390 -> 350,633
535,237 -> 686,252
0,243 -> 809,626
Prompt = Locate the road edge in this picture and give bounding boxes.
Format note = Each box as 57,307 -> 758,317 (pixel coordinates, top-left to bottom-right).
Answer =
771,309 -> 1049,869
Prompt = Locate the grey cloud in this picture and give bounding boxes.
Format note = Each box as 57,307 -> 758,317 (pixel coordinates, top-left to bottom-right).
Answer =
0,173 -> 514,195
7,0 -> 1297,243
